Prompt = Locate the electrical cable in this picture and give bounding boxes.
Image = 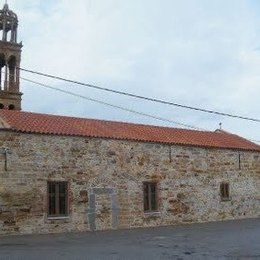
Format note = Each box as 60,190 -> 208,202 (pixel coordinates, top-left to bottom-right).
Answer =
19,68 -> 260,123
21,77 -> 207,131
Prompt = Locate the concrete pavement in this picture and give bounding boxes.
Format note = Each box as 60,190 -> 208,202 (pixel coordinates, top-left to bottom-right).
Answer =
0,218 -> 259,259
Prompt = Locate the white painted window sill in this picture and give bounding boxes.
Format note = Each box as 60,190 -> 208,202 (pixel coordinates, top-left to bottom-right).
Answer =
144,211 -> 161,218
221,198 -> 231,202
47,216 -> 70,220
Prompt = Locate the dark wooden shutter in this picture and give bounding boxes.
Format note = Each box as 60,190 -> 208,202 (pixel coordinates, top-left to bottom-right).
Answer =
220,182 -> 230,200
48,182 -> 68,216
143,182 -> 158,212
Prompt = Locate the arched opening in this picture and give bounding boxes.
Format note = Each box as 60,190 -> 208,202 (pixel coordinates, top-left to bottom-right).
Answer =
2,27 -> 7,41
8,56 -> 16,91
0,28 -> 3,41
0,103 -> 4,109
6,29 -> 11,42
13,28 -> 17,42
0,54 -> 6,90
8,104 -> 15,110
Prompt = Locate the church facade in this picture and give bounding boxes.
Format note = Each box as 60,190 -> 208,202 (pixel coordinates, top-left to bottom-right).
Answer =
0,4 -> 259,235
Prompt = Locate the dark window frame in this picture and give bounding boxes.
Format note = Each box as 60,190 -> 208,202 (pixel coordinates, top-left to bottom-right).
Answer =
220,182 -> 230,201
143,182 -> 159,212
47,181 -> 69,217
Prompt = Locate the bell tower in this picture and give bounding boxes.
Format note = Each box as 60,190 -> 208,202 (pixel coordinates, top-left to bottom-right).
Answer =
0,2 -> 22,110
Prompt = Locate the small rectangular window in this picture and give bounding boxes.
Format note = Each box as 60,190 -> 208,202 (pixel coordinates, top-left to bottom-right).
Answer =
143,182 -> 158,212
48,182 -> 68,217
220,182 -> 230,201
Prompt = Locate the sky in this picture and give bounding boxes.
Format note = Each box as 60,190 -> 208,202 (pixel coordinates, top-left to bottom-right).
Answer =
5,0 -> 260,142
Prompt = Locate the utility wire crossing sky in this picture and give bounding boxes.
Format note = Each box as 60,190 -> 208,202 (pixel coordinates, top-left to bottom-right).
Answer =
20,68 -> 260,123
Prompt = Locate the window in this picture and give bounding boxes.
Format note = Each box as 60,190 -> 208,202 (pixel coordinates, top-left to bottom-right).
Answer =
48,182 -> 68,217
220,182 -> 230,201
143,182 -> 158,212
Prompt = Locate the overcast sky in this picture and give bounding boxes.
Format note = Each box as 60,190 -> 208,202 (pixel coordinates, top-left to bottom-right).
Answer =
6,0 -> 260,141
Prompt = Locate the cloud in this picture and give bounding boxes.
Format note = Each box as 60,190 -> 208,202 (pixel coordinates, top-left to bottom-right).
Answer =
6,0 -> 260,141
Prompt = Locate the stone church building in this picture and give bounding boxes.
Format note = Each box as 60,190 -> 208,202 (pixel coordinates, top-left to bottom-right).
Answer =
0,4 -> 259,235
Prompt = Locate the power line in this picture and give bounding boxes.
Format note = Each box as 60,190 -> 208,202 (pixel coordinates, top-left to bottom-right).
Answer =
20,67 -> 260,123
20,77 -> 260,142
21,77 -> 207,131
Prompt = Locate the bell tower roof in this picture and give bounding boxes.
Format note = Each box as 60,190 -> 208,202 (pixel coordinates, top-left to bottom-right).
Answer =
0,2 -> 18,21
0,1 -> 19,43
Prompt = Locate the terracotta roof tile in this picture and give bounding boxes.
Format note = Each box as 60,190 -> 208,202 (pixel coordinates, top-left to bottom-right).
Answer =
0,110 -> 259,152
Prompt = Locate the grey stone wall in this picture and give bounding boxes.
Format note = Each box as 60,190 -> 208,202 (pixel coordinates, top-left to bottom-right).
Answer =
0,131 -> 259,235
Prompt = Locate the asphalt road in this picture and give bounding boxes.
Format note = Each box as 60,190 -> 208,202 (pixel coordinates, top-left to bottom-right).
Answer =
0,218 -> 259,260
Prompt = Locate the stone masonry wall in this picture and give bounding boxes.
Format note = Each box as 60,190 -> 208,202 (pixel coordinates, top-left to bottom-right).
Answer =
0,131 -> 259,235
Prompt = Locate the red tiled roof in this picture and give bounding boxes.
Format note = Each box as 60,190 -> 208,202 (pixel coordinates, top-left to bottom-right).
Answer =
0,110 -> 259,152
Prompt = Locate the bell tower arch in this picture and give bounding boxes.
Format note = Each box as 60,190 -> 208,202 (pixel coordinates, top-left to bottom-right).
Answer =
0,3 -> 22,110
